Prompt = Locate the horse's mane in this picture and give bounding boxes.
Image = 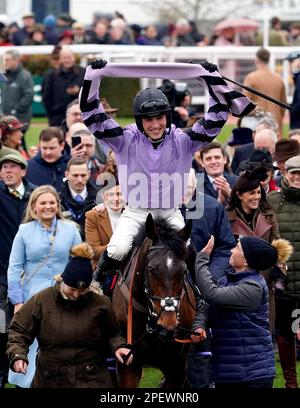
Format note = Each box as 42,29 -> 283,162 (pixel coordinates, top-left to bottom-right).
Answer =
134,217 -> 188,260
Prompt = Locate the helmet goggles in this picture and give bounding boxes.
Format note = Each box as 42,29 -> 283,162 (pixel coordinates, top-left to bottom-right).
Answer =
137,99 -> 170,117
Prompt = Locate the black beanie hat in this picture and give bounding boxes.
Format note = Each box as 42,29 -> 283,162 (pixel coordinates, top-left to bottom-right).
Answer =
240,236 -> 278,270
61,243 -> 94,289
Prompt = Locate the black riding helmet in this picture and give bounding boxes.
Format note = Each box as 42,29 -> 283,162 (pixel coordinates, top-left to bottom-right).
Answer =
133,88 -> 172,133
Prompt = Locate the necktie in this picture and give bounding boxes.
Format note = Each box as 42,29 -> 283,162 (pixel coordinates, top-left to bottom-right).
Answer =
74,194 -> 84,203
11,190 -> 21,199
212,181 -> 218,192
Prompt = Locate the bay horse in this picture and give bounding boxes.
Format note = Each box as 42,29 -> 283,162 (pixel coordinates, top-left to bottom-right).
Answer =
112,214 -> 197,388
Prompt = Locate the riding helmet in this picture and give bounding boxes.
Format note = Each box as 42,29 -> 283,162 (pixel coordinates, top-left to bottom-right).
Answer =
133,88 -> 172,133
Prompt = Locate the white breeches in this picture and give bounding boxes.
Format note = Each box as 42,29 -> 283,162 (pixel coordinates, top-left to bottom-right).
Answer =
106,207 -> 185,261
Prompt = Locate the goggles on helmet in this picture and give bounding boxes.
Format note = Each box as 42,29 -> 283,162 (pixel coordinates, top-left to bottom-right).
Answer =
136,99 -> 170,117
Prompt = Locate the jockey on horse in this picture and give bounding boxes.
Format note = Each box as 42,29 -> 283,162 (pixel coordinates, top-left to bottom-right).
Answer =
79,60 -> 255,279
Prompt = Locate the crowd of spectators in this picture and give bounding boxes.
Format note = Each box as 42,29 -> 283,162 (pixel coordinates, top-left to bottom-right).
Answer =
0,11 -> 300,389
1,12 -> 300,48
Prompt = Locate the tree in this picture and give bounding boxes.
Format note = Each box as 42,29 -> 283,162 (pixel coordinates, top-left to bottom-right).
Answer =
132,0 -> 256,24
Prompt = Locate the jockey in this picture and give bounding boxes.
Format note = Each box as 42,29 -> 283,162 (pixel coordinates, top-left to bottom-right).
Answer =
79,60 -> 255,276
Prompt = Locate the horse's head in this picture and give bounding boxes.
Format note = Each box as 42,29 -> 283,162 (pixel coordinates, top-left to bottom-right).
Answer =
143,214 -> 192,337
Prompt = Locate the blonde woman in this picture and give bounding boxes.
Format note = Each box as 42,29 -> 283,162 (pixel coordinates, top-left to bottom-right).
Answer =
7,185 -> 81,388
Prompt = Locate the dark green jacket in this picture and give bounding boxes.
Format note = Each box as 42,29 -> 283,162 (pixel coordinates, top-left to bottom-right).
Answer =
268,182 -> 300,298
7,282 -> 127,388
0,64 -> 34,123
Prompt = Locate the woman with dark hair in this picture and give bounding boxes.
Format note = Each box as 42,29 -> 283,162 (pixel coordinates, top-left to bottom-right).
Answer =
225,167 -> 281,331
226,167 -> 279,243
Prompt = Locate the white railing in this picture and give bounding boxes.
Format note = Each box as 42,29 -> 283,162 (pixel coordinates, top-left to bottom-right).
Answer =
0,44 -> 298,110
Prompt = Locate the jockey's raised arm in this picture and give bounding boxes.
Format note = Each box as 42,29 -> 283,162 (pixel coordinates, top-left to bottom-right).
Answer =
79,60 -> 255,278
79,61 -> 255,153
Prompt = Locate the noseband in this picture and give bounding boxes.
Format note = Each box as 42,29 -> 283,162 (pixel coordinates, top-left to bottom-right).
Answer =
144,244 -> 186,334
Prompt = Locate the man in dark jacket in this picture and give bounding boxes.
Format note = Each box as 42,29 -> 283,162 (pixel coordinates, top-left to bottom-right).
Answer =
0,152 -> 35,388
41,48 -> 85,126
60,157 -> 97,238
231,142 -> 254,174
26,127 -> 70,192
0,50 -> 34,131
184,192 -> 236,389
189,193 -> 236,280
199,142 -> 238,205
231,118 -> 278,174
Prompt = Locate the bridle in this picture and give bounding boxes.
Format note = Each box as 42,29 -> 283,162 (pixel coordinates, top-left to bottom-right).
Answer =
125,241 -> 199,345
144,244 -> 186,334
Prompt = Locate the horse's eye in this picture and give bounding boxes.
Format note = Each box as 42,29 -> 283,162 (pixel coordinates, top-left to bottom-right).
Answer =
147,266 -> 156,274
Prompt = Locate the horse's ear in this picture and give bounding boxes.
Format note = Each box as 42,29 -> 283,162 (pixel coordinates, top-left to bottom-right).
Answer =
178,220 -> 192,241
146,213 -> 155,240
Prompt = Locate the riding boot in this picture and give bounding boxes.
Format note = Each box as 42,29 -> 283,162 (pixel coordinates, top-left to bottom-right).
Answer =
277,335 -> 298,388
94,249 -> 121,283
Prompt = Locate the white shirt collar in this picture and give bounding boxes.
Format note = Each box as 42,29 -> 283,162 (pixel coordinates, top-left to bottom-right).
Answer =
68,185 -> 88,200
207,175 -> 216,184
8,182 -> 25,197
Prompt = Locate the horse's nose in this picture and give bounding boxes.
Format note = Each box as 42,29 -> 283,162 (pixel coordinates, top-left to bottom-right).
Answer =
157,311 -> 178,332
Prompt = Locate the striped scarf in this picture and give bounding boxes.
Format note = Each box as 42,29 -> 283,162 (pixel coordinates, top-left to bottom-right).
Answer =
81,62 -> 255,118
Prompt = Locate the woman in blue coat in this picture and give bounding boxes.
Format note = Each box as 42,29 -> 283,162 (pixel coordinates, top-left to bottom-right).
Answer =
7,184 -> 81,387
192,235 -> 293,388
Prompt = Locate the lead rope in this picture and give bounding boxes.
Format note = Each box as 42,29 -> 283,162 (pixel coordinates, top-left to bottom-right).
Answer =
126,254 -> 140,345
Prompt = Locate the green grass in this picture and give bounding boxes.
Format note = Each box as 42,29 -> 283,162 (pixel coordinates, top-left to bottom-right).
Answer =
26,117 -> 134,149
32,117 -> 49,123
216,123 -> 289,145
26,118 -> 289,150
139,355 -> 300,388
4,358 -> 300,388
26,118 -> 235,149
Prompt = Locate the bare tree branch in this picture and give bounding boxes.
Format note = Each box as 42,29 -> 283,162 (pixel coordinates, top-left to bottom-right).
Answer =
132,0 -> 257,23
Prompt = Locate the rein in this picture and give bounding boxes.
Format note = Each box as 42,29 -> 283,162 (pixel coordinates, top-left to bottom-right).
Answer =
126,254 -> 140,345
174,278 -> 199,344
175,327 -> 203,343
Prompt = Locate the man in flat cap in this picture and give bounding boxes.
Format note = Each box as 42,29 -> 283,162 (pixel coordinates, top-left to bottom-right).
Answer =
0,152 -> 35,388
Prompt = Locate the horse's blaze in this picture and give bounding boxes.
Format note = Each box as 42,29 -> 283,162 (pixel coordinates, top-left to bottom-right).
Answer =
157,310 -> 178,331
